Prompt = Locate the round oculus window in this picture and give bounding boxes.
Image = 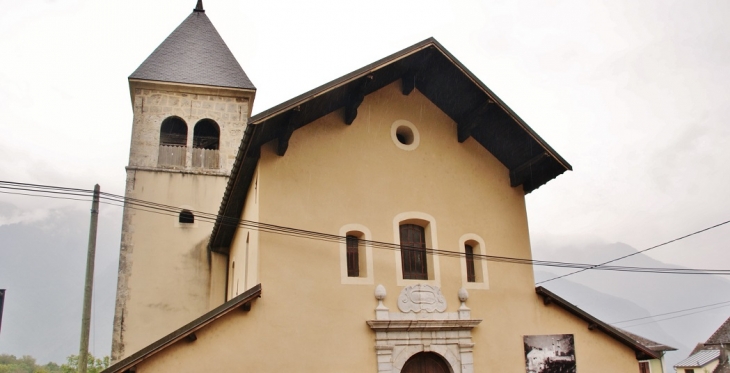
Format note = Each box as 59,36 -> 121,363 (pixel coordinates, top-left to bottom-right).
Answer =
391,120 -> 420,151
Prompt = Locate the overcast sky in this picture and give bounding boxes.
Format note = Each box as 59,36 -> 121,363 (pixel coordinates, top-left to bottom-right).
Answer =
1,0 -> 729,367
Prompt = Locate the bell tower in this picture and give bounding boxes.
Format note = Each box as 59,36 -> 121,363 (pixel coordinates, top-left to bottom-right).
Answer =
111,1 -> 255,361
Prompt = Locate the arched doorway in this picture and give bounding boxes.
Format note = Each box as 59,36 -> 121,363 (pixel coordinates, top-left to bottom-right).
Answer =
401,352 -> 452,373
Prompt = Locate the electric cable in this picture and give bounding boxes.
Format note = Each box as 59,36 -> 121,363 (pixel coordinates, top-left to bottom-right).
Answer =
537,219 -> 730,284
611,299 -> 730,325
3,180 -> 730,276
619,303 -> 730,328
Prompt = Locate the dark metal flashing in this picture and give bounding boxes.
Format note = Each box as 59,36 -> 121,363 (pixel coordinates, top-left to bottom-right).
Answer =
209,37 -> 573,252
194,0 -> 204,12
101,284 -> 262,373
536,287 -> 661,360
209,122 -> 258,252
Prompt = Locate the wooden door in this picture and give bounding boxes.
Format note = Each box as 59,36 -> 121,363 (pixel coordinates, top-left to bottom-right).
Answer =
401,352 -> 452,373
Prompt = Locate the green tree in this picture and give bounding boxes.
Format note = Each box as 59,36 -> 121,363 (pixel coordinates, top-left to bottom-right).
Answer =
0,354 -> 63,373
60,354 -> 109,373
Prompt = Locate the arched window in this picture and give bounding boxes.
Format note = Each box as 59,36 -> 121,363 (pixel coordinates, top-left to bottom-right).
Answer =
400,224 -> 427,280
158,117 -> 188,167
339,224 -> 373,285
459,234 -> 489,289
193,119 -> 220,168
160,116 -> 188,146
193,119 -> 219,149
179,210 -> 194,224
346,233 -> 363,277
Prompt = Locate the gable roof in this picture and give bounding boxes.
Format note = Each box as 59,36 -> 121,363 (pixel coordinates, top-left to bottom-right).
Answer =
101,284 -> 261,373
129,4 -> 255,90
535,287 -> 663,360
209,37 -> 572,253
675,349 -> 720,368
707,316 -> 730,345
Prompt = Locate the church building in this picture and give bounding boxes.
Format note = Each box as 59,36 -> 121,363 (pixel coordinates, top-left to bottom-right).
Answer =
105,2 -> 673,372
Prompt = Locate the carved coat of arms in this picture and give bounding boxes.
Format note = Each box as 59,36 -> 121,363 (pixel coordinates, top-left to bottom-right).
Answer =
397,284 -> 447,313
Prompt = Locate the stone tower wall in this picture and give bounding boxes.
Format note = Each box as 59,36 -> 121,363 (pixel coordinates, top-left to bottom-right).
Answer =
111,82 -> 253,361
127,85 -> 250,173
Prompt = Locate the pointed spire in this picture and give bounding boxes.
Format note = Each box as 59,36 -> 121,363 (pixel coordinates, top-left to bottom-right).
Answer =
194,0 -> 204,13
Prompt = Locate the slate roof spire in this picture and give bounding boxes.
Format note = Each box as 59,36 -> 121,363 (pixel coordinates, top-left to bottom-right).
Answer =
130,2 -> 255,90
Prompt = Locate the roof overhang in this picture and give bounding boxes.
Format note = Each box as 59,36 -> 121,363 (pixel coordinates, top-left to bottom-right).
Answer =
536,286 -> 661,360
101,284 -> 262,373
209,37 -> 572,253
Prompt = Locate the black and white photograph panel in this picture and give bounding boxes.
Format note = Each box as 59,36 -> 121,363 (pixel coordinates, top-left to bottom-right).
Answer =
524,334 -> 576,373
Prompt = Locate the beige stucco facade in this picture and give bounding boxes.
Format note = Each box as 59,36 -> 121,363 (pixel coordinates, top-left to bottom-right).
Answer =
113,82 -> 643,372
111,81 -> 253,360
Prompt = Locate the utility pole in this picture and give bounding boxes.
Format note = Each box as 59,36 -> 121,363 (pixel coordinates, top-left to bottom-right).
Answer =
78,184 -> 100,373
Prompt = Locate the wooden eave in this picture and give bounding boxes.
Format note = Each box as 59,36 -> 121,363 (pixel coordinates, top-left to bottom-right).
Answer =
536,286 -> 661,360
209,37 -> 572,253
101,284 -> 262,373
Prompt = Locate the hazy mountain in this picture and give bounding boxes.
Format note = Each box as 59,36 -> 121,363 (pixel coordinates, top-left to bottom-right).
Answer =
0,204 -> 122,364
535,242 -> 730,372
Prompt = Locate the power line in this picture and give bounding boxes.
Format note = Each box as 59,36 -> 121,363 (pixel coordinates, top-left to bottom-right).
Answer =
537,219 -> 730,284
612,300 -> 730,325
3,180 -> 730,276
619,303 -> 730,328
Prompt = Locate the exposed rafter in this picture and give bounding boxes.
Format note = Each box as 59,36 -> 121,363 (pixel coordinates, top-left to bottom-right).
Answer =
401,70 -> 416,95
457,100 -> 495,143
510,152 -> 550,187
277,107 -> 301,156
344,75 -> 372,125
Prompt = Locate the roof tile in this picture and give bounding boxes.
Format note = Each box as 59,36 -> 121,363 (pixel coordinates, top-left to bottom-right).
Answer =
675,350 -> 720,368
130,10 -> 254,90
707,316 -> 730,345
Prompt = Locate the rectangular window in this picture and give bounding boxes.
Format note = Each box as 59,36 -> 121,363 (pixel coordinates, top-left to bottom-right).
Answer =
400,224 -> 427,280
638,361 -> 650,373
346,235 -> 360,277
465,244 -> 476,282
685,370 -> 694,373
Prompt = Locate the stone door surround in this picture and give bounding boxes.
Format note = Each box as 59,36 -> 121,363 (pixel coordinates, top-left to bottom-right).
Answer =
367,284 -> 482,373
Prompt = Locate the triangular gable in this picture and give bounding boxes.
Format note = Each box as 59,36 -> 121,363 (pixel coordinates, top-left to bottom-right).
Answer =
101,284 -> 261,373
210,38 -> 571,252
129,7 -> 255,90
536,287 -> 662,360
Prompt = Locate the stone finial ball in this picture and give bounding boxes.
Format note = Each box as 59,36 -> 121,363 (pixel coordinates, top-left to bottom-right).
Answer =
375,284 -> 386,300
458,287 -> 469,302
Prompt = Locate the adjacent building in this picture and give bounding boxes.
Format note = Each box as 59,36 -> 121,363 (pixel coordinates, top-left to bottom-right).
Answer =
676,316 -> 730,373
